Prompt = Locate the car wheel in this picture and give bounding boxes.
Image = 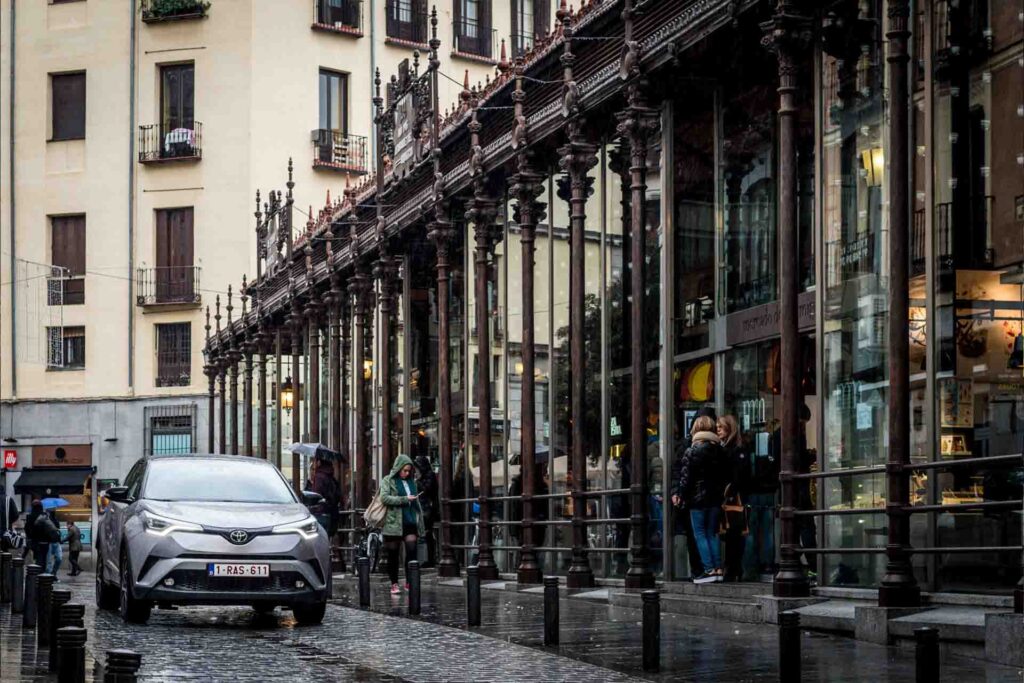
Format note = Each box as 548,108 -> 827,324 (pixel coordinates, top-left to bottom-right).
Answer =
292,600 -> 326,626
118,550 -> 151,624
95,548 -> 119,610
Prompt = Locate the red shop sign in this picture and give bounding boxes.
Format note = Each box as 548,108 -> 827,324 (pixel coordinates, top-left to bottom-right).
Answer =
2,450 -> 16,469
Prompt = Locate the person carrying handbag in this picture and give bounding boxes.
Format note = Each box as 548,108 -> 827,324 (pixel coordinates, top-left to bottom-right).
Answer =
376,454 -> 425,595
717,415 -> 750,582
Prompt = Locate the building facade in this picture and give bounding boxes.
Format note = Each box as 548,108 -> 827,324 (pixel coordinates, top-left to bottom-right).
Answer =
0,0 -> 557,533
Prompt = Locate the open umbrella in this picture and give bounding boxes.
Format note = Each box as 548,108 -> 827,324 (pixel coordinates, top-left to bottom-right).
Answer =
287,443 -> 345,462
41,497 -> 70,511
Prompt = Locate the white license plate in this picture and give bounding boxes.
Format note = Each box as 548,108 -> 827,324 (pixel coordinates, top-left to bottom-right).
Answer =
207,563 -> 270,578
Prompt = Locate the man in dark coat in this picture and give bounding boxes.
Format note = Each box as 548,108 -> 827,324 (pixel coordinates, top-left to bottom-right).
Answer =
24,499 -> 47,565
66,520 -> 83,576
414,455 -> 439,568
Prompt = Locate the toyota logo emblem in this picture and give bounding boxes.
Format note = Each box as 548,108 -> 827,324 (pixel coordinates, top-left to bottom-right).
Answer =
228,530 -> 249,544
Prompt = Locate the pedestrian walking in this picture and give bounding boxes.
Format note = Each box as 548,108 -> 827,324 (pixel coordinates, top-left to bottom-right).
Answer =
34,510 -> 62,578
378,453 -> 425,595
307,457 -> 342,541
66,520 -> 82,576
671,407 -> 717,579
676,415 -> 729,584
717,415 -> 750,582
414,454 -> 439,568
24,499 -> 47,565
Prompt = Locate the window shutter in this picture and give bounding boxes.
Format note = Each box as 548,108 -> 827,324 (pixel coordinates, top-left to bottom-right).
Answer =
511,0 -> 519,50
533,0 -> 550,39
51,73 -> 86,140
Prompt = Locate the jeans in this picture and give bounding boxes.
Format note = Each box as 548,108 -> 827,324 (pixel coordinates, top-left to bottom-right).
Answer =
689,507 -> 721,573
47,542 -> 63,575
743,492 -> 776,579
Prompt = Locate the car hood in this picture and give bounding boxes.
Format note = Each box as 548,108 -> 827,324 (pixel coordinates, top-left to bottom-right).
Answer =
143,500 -> 311,530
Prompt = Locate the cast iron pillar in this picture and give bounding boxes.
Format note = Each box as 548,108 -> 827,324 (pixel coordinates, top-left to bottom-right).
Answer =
227,286 -> 240,456
558,4 -> 597,589
328,276 -> 342,456
510,57 -> 546,585
466,98 -> 501,582
350,267 -> 372,524
290,302 -> 304,493
307,302 -> 321,444
762,0 -> 812,599
215,296 -> 226,454
879,0 -> 921,608
618,0 -> 659,590
375,251 -> 399,471
203,307 -> 216,454
274,329 -> 283,469
257,327 -> 269,460
241,288 -> 254,457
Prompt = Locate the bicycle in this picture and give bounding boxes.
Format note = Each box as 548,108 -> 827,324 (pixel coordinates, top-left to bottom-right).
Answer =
357,527 -> 383,573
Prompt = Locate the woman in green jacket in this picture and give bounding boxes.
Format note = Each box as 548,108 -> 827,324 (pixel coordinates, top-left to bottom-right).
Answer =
379,453 -> 425,594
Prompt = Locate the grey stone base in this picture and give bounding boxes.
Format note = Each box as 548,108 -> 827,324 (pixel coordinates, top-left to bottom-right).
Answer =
755,595 -> 825,624
854,605 -> 931,645
984,613 -> 1024,667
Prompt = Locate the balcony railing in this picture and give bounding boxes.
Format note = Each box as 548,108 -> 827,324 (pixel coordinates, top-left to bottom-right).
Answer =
140,0 -> 210,23
385,0 -> 427,45
452,17 -> 496,61
139,122 -> 202,163
312,0 -> 362,35
137,266 -> 201,307
311,129 -> 368,174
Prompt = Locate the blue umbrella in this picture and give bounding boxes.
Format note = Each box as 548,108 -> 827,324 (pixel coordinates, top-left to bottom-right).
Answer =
41,497 -> 69,511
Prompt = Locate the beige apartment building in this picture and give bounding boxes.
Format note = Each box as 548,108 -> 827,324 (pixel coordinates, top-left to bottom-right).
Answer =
0,0 -> 557,514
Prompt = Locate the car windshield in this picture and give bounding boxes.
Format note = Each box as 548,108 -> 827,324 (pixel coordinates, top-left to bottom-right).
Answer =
143,459 -> 296,504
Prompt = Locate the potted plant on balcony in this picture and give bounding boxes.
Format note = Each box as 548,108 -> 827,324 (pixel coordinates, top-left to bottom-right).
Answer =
141,0 -> 211,21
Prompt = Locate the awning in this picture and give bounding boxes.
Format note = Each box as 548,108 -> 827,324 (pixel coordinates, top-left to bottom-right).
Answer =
13,467 -> 93,496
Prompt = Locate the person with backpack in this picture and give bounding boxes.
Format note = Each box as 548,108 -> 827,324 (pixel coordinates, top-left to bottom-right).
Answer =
377,454 -> 424,595
676,415 -> 729,584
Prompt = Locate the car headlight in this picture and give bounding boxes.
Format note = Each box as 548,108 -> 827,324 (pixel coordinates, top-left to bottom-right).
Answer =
142,513 -> 203,537
271,517 -> 320,540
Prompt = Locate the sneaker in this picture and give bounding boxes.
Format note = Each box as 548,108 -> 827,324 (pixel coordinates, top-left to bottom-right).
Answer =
693,571 -> 717,585
714,570 -> 724,583
390,583 -> 401,595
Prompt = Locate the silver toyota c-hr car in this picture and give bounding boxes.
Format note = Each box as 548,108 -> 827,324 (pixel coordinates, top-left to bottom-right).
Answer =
95,454 -> 331,625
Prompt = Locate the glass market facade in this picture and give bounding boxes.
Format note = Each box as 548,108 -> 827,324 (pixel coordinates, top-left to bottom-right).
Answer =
209,0 -> 1023,597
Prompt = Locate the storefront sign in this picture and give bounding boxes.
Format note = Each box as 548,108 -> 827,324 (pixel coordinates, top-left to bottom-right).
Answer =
2,450 -> 16,469
725,291 -> 816,347
32,444 -> 92,468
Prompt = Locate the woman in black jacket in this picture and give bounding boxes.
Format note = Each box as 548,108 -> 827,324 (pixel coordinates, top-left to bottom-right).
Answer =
717,414 -> 749,581
677,415 -> 728,584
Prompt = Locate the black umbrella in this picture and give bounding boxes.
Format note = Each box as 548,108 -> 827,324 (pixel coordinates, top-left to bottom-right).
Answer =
287,443 -> 345,462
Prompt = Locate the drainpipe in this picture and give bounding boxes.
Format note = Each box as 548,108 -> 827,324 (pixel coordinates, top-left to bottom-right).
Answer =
127,0 -> 136,390
369,0 -> 376,166
8,0 -> 17,397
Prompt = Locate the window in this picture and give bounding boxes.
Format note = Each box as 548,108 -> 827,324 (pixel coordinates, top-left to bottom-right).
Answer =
50,215 -> 86,305
155,207 -> 195,303
50,72 -> 85,141
160,63 -> 194,132
47,326 -> 85,369
156,322 -> 191,387
454,0 -> 492,57
144,405 -> 196,456
385,0 -> 426,43
511,0 -> 548,55
318,69 -> 348,133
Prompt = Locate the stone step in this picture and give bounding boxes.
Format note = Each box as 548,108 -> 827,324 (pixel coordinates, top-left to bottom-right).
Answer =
888,606 -> 991,643
659,581 -> 770,599
792,599 -> 861,634
609,591 -> 763,624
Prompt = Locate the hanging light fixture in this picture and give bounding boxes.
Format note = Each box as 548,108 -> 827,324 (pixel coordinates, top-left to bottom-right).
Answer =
280,376 -> 294,414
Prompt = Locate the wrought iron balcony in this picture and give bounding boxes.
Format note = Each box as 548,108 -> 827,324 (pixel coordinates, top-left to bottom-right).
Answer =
137,266 -> 202,307
139,122 -> 202,163
452,17 -> 496,62
311,129 -> 368,174
385,0 -> 427,45
140,0 -> 210,23
312,0 -> 362,36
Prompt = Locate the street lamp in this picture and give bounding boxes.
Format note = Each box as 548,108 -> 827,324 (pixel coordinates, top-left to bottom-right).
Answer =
280,376 -> 294,414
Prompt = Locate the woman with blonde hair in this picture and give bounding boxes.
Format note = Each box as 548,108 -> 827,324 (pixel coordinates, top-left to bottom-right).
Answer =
717,414 -> 750,581
677,415 -> 729,583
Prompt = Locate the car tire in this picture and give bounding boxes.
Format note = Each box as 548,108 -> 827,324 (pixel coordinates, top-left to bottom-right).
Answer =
118,550 -> 151,624
95,549 -> 119,610
292,600 -> 326,626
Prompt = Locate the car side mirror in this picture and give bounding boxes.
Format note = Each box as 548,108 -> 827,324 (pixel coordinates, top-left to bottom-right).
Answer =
104,486 -> 132,504
301,490 -> 325,508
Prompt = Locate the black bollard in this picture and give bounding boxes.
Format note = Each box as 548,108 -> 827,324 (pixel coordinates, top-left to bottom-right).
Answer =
778,610 -> 801,683
1,551 -> 11,603
915,627 -> 939,683
408,560 -> 421,616
543,576 -> 559,646
56,625 -> 87,683
23,563 -> 41,628
48,589 -> 74,671
104,649 -> 143,683
466,565 -> 481,627
642,590 -> 660,672
356,556 -> 370,608
36,573 -> 56,647
12,556 -> 25,613
51,601 -> 84,673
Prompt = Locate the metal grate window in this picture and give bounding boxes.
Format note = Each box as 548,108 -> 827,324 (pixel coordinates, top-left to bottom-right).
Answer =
156,322 -> 191,387
144,404 -> 197,455
46,326 -> 85,369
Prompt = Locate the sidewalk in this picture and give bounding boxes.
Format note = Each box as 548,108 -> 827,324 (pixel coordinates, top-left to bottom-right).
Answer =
330,572 -> 1024,682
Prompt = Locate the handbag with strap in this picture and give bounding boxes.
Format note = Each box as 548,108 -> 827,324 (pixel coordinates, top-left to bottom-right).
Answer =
363,490 -> 388,529
718,484 -> 749,537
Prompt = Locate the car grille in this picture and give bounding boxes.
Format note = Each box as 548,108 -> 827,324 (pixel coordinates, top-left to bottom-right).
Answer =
164,569 -> 306,593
